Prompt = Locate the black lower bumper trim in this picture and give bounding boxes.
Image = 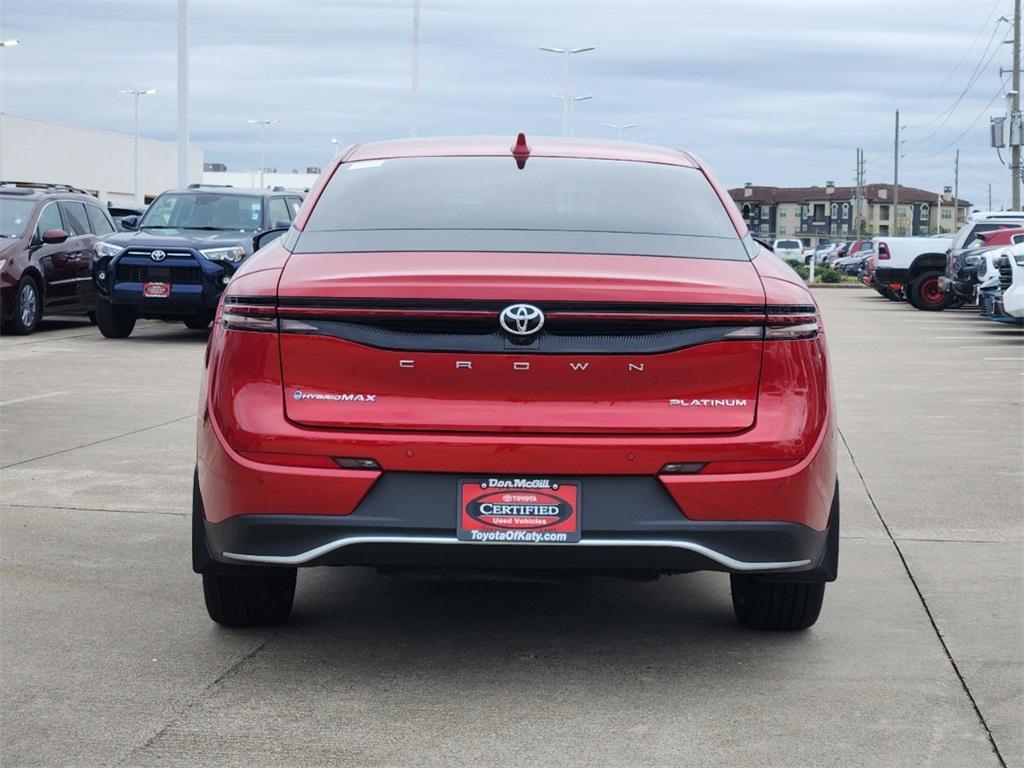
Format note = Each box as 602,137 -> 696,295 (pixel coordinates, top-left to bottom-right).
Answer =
196,472 -> 839,580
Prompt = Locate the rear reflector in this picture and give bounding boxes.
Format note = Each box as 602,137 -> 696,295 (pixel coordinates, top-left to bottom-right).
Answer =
660,462 -> 707,474
333,457 -> 382,470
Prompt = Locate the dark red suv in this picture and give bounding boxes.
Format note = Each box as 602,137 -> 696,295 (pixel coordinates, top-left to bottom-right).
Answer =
0,182 -> 115,334
193,136 -> 839,632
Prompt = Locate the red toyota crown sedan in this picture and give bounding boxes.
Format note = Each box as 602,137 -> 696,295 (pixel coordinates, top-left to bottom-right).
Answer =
193,135 -> 838,631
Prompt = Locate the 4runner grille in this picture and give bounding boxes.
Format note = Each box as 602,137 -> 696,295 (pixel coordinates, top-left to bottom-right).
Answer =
116,264 -> 204,284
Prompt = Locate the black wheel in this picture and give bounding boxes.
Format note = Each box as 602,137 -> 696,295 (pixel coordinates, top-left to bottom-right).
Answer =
202,569 -> 297,627
881,285 -> 902,301
183,313 -> 213,330
730,576 -> 825,631
95,299 -> 136,338
5,275 -> 42,334
908,270 -> 951,311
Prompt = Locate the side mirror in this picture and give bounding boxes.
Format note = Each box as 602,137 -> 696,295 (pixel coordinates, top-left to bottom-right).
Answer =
273,220 -> 291,229
120,215 -> 139,231
42,229 -> 69,245
253,227 -> 289,251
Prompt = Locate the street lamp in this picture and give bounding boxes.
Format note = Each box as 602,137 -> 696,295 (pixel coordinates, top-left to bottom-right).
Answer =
119,88 -> 157,205
539,46 -> 595,136
549,94 -> 593,136
0,39 -> 20,48
602,122 -> 638,140
247,119 -> 279,188
330,137 -> 343,157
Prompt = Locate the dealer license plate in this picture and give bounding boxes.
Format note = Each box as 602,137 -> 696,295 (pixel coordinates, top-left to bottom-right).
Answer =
143,282 -> 171,298
457,478 -> 580,544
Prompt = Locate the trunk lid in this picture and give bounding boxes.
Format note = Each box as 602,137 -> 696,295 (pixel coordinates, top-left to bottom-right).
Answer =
276,251 -> 766,435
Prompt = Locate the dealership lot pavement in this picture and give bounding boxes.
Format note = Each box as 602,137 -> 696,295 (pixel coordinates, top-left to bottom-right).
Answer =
1,291 -> 1021,768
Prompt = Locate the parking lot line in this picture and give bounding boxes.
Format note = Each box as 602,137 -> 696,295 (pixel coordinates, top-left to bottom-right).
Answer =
0,391 -> 69,407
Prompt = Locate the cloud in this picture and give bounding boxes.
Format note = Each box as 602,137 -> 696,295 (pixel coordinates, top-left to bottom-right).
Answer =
0,0 -> 1013,206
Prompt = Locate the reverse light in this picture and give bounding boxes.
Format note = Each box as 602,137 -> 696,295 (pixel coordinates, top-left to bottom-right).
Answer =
94,241 -> 124,258
200,245 -> 246,263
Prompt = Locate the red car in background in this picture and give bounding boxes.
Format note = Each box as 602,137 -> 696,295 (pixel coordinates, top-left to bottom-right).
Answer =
193,135 -> 839,632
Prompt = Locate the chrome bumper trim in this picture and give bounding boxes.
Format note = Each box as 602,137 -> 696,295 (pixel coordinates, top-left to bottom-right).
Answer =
223,535 -> 811,571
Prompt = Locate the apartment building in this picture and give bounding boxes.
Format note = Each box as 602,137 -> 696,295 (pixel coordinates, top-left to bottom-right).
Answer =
728,182 -> 971,245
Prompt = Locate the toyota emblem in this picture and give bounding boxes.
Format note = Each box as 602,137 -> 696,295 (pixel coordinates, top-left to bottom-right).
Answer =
499,304 -> 545,337
150,249 -> 167,261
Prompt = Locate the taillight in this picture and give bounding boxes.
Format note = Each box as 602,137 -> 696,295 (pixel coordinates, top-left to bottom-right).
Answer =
878,242 -> 890,260
765,305 -> 820,339
222,301 -> 278,332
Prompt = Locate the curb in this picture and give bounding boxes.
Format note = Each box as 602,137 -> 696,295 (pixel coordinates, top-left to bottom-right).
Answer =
805,283 -> 868,290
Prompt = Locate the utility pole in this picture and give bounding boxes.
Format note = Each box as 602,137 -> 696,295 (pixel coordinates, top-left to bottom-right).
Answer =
953,149 -> 960,227
853,147 -> 865,235
989,182 -> 993,209
1013,0 -> 1021,209
410,0 -> 420,137
893,109 -> 900,236
177,0 -> 189,188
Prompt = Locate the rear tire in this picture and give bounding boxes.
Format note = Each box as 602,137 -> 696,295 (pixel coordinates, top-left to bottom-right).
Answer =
730,575 -> 825,631
183,313 -> 213,330
6,275 -> 42,335
95,299 -> 136,338
909,270 -> 951,311
202,569 -> 297,627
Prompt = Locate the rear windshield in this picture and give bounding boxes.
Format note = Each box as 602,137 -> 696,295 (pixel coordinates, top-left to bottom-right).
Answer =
775,240 -> 801,249
296,156 -> 746,260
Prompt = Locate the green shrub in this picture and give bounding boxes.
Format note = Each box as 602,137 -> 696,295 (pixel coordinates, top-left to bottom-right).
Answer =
817,266 -> 842,283
785,259 -> 809,280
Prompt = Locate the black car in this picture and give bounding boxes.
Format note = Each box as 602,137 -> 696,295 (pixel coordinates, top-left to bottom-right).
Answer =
106,203 -> 147,232
91,185 -> 303,338
1,181 -> 116,334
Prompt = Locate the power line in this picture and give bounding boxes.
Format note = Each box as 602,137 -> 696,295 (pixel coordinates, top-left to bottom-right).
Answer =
918,0 -> 1004,102
921,81 -> 1009,159
907,20 -> 1006,137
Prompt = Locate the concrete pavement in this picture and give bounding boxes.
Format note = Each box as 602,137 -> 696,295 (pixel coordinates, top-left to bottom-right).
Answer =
1,293 -> 1020,767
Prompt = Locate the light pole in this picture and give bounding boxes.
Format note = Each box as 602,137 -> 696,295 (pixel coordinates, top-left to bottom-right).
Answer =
549,94 -> 593,137
539,46 -> 595,136
119,88 -> 157,205
330,137 -> 343,157
247,119 -> 279,188
0,39 -> 21,47
602,122 -> 638,140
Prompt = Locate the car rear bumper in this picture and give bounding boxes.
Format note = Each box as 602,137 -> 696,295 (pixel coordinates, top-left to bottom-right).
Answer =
874,266 -> 908,285
196,405 -> 838,578
197,472 -> 838,579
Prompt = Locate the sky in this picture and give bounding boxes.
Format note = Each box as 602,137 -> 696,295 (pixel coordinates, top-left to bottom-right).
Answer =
0,0 -> 1017,209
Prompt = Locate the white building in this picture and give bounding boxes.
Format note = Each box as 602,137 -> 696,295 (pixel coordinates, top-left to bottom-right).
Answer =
0,113 -> 203,204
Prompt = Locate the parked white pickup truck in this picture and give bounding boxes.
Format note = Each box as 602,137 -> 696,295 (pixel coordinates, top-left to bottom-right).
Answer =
872,235 -> 955,310
995,243 -> 1024,319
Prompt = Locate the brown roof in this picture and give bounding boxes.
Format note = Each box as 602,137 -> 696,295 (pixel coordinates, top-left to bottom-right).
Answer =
728,184 -> 970,207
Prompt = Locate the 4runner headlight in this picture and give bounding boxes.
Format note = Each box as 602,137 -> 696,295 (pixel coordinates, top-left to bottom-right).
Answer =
1015,252 -> 1024,266
200,246 -> 246,263
94,241 -> 125,258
